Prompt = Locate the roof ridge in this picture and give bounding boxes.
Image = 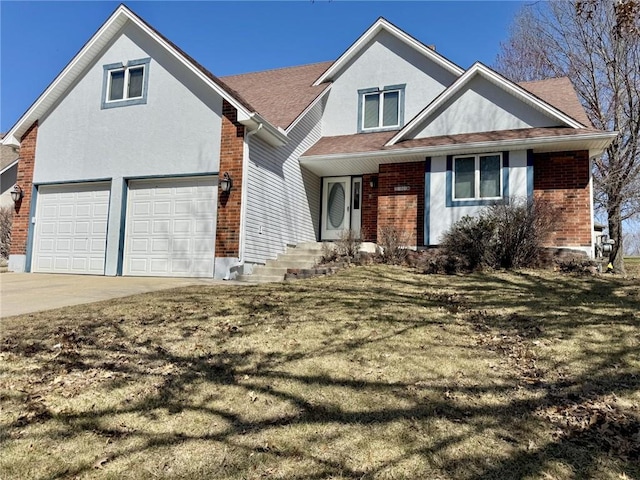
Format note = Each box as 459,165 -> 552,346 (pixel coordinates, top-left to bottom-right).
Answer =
220,60 -> 334,79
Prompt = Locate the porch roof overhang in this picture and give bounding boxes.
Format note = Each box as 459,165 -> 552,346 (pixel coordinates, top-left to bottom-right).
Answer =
299,128 -> 617,176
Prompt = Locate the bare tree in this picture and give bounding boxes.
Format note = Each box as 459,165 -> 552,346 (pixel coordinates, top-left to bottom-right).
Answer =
495,0 -> 640,273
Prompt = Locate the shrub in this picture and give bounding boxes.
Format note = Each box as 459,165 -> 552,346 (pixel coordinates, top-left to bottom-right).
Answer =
439,198 -> 556,272
335,229 -> 362,262
376,226 -> 410,265
0,206 -> 12,259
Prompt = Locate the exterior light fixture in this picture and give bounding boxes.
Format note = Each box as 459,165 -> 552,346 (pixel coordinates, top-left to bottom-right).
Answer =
10,185 -> 23,203
369,177 -> 378,188
220,172 -> 233,193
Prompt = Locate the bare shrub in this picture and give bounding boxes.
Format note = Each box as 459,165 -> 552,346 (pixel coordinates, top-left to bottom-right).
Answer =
320,242 -> 337,264
439,198 -> 557,272
440,215 -> 496,271
376,226 -> 410,265
0,206 -> 13,259
335,229 -> 362,262
485,198 -> 557,269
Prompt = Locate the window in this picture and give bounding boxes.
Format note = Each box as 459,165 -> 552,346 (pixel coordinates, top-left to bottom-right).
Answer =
102,58 -> 150,109
453,154 -> 502,200
445,152 -> 509,207
358,84 -> 405,132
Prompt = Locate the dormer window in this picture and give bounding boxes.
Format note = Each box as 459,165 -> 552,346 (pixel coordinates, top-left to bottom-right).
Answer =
358,84 -> 405,132
101,58 -> 150,109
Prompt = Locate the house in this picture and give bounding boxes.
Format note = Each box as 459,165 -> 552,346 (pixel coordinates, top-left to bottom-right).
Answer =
1,5 -> 616,278
0,135 -> 20,209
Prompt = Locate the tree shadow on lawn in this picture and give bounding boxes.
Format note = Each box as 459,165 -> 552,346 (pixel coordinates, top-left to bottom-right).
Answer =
1,266 -> 638,479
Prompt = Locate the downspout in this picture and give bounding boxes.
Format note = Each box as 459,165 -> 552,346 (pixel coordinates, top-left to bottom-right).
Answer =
229,122 -> 262,278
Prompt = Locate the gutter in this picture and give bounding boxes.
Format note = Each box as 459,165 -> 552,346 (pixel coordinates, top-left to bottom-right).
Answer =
238,112 -> 287,147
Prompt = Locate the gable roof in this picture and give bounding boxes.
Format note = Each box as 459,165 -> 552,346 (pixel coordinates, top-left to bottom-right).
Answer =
0,134 -> 19,172
312,17 -> 464,86
221,62 -> 333,130
387,62 -> 587,146
1,4 -> 286,147
519,77 -> 593,128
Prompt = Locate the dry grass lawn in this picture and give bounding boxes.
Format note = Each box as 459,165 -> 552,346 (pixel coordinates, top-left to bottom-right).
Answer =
1,266 -> 638,479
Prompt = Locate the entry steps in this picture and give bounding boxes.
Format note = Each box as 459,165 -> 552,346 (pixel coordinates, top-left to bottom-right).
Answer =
236,242 -> 324,284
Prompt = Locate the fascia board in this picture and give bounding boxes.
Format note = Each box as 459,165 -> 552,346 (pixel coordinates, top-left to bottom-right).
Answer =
387,63 -> 586,146
2,6 -> 130,145
240,113 -> 288,147
285,84 -> 332,133
312,18 -> 463,86
0,159 -> 19,176
303,131 -> 618,163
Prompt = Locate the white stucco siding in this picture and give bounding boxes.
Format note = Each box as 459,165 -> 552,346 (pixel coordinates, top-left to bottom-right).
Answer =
35,23 -> 222,183
322,30 -> 458,137
244,98 -> 324,264
427,150 -> 529,245
414,76 -> 562,139
33,23 -> 224,275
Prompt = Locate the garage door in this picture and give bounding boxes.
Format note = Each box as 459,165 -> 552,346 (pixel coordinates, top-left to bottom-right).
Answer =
124,176 -> 217,277
32,182 -> 111,274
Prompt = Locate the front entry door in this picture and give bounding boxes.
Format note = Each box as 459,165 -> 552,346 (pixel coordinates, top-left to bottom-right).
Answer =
321,177 -> 351,240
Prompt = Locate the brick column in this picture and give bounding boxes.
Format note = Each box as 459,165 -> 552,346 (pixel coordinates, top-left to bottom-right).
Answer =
10,122 -> 37,256
215,101 -> 244,258
377,161 -> 425,246
533,150 -> 591,247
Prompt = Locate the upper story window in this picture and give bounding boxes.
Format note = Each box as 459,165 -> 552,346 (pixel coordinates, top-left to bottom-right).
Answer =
358,84 -> 405,132
101,58 -> 150,109
453,153 -> 502,200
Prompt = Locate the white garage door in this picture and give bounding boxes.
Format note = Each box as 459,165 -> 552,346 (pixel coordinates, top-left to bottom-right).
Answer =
124,176 -> 217,277
32,182 -> 111,274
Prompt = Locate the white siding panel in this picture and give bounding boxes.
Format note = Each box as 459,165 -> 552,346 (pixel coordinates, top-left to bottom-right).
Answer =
244,98 -> 324,264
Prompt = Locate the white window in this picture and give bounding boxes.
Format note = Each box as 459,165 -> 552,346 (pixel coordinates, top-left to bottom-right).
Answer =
107,66 -> 144,102
358,85 -> 405,132
102,58 -> 150,109
453,153 -> 502,200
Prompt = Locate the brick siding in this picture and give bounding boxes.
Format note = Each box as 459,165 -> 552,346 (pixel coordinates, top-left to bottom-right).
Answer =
10,122 -> 37,256
376,161 -> 425,246
215,100 -> 245,258
533,150 -> 591,247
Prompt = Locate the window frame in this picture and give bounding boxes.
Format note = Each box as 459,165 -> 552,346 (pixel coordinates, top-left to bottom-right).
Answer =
101,58 -> 151,109
357,84 -> 405,133
446,152 -> 510,207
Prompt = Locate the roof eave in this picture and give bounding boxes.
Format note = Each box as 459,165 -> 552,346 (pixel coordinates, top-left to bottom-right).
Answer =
239,112 -> 288,147
302,131 -> 618,164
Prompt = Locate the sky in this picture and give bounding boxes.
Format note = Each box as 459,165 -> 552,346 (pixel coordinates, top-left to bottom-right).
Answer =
0,1 -> 526,132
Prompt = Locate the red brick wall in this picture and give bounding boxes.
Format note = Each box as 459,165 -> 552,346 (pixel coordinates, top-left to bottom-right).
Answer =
215,101 -> 244,258
377,161 -> 425,246
10,122 -> 37,256
361,174 -> 378,242
533,150 -> 591,247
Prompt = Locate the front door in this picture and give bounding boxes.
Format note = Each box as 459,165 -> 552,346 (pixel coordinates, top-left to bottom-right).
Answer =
321,177 -> 351,240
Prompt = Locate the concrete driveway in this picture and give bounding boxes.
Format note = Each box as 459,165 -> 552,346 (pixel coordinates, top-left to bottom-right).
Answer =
0,273 -> 238,318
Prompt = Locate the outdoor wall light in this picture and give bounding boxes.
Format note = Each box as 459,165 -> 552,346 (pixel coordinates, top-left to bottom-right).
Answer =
10,185 -> 23,203
369,177 -> 378,188
220,172 -> 233,193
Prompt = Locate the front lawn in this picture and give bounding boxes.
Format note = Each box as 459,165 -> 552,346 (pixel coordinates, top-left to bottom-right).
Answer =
1,266 -> 638,479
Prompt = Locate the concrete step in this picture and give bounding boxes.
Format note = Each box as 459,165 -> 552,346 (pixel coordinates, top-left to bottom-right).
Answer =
291,242 -> 324,251
274,253 -> 322,263
265,259 -> 319,269
251,266 -> 289,276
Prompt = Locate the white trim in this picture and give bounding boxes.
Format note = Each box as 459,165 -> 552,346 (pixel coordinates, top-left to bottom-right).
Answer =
386,63 -> 586,146
312,18 -> 463,86
285,84 -> 332,133
0,159 -> 19,176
